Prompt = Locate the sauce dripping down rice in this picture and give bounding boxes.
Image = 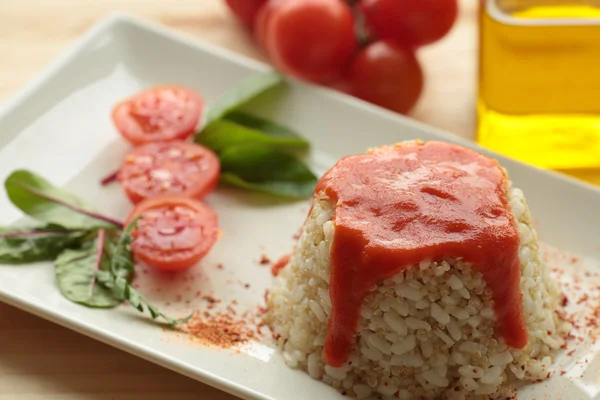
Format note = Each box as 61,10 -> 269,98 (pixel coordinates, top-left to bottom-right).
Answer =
315,141 -> 524,366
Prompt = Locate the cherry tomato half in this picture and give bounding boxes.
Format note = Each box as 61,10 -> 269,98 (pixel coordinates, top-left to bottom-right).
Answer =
360,0 -> 458,48
262,0 -> 358,84
126,196 -> 219,271
118,141 -> 220,204
347,41 -> 423,114
112,86 -> 204,146
225,0 -> 268,29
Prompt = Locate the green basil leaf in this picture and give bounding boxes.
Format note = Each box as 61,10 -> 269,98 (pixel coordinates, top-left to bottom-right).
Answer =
196,120 -> 308,154
202,72 -> 283,128
5,170 -> 122,230
221,172 -> 317,199
105,220 -> 191,325
108,245 -> 134,281
224,112 -> 308,142
124,284 -> 192,325
126,285 -> 144,312
148,304 -> 161,319
0,224 -> 87,264
109,217 -> 136,277
219,145 -> 317,199
55,231 -> 122,308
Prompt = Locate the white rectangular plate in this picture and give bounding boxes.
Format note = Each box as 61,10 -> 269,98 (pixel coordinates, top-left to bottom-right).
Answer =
1,14 -> 600,400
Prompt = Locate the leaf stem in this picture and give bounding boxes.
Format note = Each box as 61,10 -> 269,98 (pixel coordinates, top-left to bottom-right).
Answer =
100,170 -> 120,186
14,182 -> 123,229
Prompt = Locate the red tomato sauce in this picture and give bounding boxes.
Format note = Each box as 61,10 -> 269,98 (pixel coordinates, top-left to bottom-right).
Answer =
315,141 -> 524,367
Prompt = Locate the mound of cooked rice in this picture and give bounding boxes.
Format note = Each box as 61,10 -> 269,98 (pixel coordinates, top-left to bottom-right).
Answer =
266,144 -> 569,399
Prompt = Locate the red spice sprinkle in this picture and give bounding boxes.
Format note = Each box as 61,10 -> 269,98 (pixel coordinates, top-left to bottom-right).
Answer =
202,295 -> 219,304
244,283 -> 251,289
226,305 -> 237,315
178,311 -> 256,348
577,293 -> 589,304
217,264 -> 224,270
257,306 -> 268,317
259,254 -> 271,265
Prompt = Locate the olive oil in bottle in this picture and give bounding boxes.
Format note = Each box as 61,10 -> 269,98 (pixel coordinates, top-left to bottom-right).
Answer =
478,0 -> 600,170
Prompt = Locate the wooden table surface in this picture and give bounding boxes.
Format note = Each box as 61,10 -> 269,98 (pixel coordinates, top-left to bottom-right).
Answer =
0,1 -> 476,399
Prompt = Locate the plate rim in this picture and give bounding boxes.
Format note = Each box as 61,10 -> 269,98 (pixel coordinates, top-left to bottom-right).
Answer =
1,12 -> 600,400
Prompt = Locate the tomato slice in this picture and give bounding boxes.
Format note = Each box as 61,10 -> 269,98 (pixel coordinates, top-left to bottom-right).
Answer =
118,141 -> 220,204
112,86 -> 204,145
126,196 -> 219,271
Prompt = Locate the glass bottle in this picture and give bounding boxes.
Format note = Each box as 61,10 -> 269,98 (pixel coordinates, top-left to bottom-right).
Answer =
478,0 -> 600,172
